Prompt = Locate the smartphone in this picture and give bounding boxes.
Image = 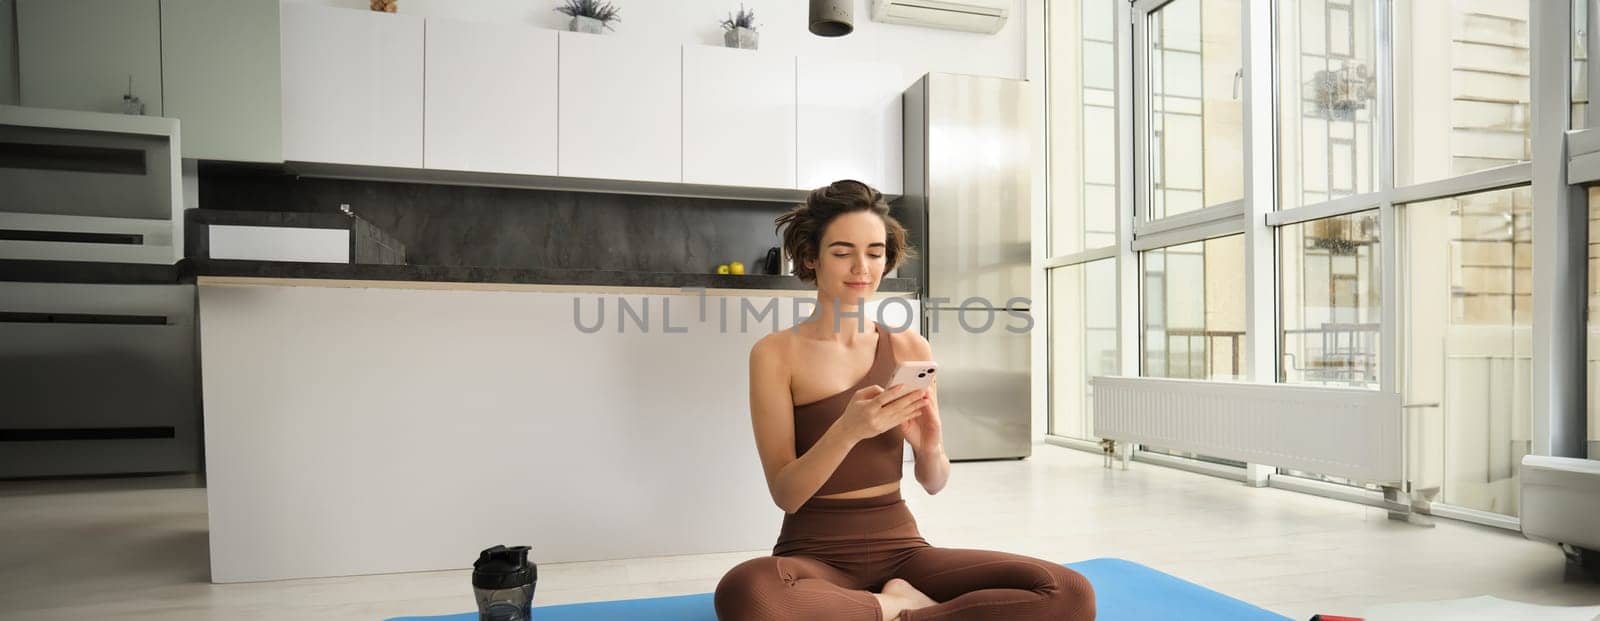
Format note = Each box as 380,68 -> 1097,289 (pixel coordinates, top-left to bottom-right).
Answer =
885,361 -> 938,391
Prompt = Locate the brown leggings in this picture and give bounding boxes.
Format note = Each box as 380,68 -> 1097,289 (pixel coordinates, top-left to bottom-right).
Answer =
713,491 -> 1095,620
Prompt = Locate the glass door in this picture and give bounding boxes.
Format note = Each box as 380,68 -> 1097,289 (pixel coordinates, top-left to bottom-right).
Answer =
1399,187 -> 1533,518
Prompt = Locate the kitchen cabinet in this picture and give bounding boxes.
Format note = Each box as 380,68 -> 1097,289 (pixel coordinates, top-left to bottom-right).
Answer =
280,4 -> 423,168
424,19 -> 557,176
161,0 -> 282,162
16,0 -> 164,116
557,32 -> 681,183
18,0 -> 280,162
0,282 -> 199,478
0,106 -> 184,264
797,57 -> 905,195
682,45 -> 795,189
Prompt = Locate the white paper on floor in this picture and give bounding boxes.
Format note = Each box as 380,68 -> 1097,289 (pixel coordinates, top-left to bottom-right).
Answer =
1363,595 -> 1600,621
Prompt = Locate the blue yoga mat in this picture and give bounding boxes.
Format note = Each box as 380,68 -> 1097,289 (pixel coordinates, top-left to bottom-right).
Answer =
386,557 -> 1289,621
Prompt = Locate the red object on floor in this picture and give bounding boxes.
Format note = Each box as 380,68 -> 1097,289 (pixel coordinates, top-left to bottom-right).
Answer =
1309,616 -> 1364,621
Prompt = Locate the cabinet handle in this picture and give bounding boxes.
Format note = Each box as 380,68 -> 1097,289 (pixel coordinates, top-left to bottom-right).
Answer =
0,312 -> 168,325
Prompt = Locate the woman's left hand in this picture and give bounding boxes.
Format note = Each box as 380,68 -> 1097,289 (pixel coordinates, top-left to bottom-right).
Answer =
899,386 -> 942,452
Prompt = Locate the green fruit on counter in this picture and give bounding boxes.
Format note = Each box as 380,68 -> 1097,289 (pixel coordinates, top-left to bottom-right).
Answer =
730,261 -> 745,275
716,264 -> 730,274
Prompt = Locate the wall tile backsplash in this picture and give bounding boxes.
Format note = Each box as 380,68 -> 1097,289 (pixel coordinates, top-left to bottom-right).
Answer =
199,173 -> 797,274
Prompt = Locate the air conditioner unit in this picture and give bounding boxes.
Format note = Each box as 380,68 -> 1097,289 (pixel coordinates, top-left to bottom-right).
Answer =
871,0 -> 1009,34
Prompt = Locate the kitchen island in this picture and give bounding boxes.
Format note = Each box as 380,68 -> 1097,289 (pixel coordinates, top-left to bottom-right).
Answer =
195,264 -> 918,582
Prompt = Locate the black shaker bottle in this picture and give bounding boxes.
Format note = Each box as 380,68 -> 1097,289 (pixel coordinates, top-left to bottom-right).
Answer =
473,545 -> 537,621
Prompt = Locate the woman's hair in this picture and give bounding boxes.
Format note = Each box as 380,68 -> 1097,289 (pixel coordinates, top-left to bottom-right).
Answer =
775,179 -> 916,284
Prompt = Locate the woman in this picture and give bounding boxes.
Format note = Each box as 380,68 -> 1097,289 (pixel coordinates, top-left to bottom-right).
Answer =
714,180 -> 1096,620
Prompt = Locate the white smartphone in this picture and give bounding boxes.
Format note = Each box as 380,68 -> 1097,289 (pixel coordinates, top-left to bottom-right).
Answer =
885,361 -> 938,391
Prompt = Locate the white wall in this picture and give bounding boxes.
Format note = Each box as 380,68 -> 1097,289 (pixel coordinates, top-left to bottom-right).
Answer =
281,0 -> 1027,81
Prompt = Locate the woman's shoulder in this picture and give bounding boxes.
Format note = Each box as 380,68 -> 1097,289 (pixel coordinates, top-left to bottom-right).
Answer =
749,328 -> 793,368
748,331 -> 795,403
884,323 -> 933,359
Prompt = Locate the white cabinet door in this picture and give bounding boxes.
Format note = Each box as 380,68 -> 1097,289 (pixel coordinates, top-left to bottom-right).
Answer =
280,4 -> 422,168
161,0 -> 282,162
797,57 -> 905,195
17,0 -> 163,116
558,32 -> 680,183
425,19 -> 557,176
682,45 -> 795,189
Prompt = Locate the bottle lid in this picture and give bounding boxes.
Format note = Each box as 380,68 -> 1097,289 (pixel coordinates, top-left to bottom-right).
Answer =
472,545 -> 537,590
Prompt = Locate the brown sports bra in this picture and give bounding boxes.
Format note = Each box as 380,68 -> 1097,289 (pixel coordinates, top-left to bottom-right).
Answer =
792,321 -> 904,496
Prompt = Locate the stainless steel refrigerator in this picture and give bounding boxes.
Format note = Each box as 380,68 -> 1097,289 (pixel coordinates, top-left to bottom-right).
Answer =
899,73 -> 1032,461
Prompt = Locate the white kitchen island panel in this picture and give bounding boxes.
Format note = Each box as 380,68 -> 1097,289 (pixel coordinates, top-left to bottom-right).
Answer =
198,280 -> 917,582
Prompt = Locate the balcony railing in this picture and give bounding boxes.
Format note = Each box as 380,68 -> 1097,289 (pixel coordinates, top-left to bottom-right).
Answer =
1281,322 -> 1380,386
1152,329 -> 1245,379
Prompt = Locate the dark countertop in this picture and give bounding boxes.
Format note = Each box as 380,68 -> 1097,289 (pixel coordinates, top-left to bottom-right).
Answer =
189,259 -> 919,293
0,258 -> 918,293
186,209 -> 352,229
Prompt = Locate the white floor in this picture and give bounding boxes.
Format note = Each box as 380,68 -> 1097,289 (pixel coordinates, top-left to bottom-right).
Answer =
2,445 -> 1597,621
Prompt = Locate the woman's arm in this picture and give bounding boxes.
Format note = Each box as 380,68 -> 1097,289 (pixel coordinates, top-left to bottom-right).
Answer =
909,383 -> 950,495
747,335 -> 859,513
905,332 -> 950,495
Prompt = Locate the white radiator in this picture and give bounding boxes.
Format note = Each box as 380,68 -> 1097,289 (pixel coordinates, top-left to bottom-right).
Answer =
1093,377 -> 1403,485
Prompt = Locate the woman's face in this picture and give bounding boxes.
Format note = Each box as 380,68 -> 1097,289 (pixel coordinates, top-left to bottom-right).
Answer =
807,211 -> 887,302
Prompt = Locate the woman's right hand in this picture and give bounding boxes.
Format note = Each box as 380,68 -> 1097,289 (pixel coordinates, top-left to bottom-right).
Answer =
835,384 -> 928,443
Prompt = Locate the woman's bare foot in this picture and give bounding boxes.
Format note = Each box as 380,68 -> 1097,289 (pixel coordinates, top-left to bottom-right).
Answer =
873,578 -> 938,619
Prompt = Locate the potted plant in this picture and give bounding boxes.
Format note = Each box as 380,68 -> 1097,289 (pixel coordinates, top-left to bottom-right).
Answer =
721,4 -> 758,50
556,0 -> 620,34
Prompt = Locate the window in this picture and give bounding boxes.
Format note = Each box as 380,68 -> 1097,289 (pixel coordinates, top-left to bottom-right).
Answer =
1279,211 -> 1382,387
1049,0 -> 1120,255
1277,0 -> 1378,208
1395,0 -> 1532,186
1046,0 -> 1578,514
1046,0 -> 1122,442
1141,235 -> 1247,381
1049,259 -> 1117,440
1137,234 -> 1251,465
1146,0 -> 1244,219
1400,186 -> 1533,517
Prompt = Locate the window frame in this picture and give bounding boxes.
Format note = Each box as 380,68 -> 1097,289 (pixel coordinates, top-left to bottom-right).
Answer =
1133,0 -> 1251,233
